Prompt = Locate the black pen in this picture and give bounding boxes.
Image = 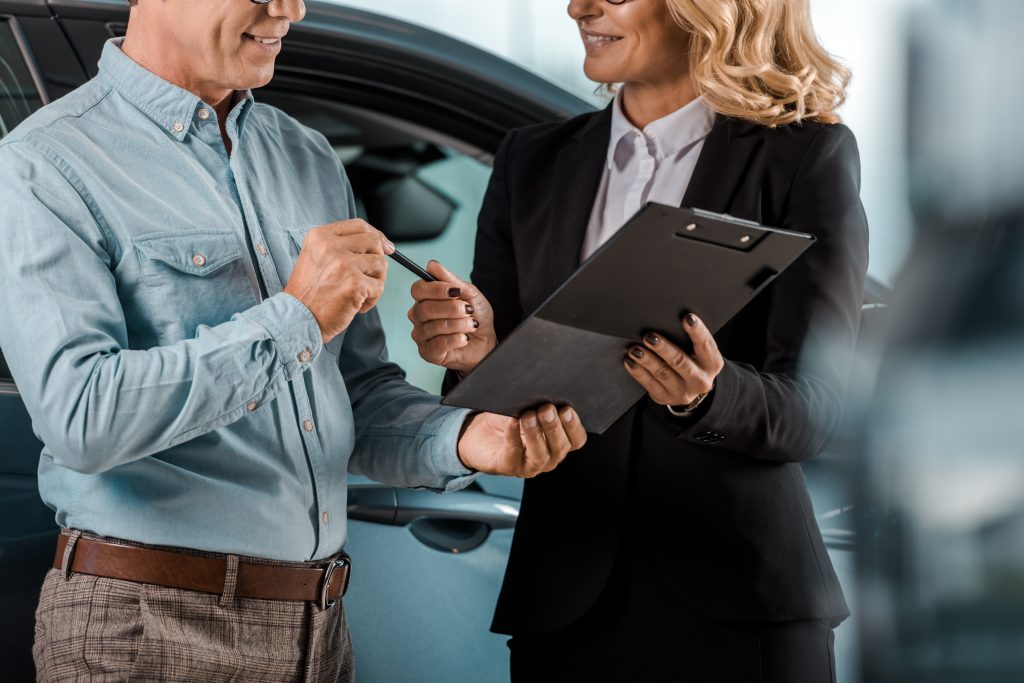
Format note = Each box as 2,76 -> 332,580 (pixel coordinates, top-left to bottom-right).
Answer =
388,249 -> 437,282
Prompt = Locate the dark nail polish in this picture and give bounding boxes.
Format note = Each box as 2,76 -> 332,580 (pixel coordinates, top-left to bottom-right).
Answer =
630,347 -> 645,359
645,333 -> 661,346
448,288 -> 462,298
472,319 -> 480,329
465,334 -> 471,342
465,304 -> 474,315
686,314 -> 698,327
625,356 -> 637,368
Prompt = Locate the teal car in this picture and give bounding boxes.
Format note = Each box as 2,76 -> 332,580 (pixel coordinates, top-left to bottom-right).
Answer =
0,1 -> 881,680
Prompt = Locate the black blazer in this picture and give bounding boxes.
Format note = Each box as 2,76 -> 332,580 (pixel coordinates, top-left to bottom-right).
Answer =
462,106 -> 869,636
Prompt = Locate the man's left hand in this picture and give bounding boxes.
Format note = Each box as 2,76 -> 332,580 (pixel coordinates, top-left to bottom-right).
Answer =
457,405 -> 587,478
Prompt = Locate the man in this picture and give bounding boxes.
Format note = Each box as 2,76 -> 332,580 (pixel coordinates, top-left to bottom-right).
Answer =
0,0 -> 586,680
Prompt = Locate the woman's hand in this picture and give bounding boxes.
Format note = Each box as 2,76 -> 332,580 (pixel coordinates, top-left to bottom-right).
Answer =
408,261 -> 497,373
623,314 -> 724,410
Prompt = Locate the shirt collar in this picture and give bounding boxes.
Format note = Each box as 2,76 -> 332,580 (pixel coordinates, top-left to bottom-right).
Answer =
98,38 -> 255,142
607,90 -> 716,169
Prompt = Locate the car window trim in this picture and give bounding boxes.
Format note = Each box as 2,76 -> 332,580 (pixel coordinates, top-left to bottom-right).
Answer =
0,14 -> 51,106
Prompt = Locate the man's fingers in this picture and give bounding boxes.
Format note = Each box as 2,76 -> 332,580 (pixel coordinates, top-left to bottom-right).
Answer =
518,411 -> 550,478
336,232 -> 391,255
559,407 -> 587,451
350,253 -> 388,279
536,404 -> 570,472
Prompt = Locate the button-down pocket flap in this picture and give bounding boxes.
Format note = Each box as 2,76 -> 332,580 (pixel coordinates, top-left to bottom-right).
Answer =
288,228 -> 308,254
134,232 -> 244,276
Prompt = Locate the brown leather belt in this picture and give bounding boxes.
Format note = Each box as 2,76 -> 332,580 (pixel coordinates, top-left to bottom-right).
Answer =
54,534 -> 351,610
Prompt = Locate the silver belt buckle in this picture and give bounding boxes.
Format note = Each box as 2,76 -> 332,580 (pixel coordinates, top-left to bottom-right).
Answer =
319,555 -> 350,610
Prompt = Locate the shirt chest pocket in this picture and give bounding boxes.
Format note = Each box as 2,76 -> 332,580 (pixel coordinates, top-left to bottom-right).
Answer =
131,232 -> 261,341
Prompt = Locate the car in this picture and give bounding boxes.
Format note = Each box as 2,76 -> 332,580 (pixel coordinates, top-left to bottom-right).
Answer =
0,1 -> 886,680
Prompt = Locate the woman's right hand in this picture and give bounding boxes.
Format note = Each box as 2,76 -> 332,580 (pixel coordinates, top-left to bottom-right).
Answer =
409,261 -> 496,373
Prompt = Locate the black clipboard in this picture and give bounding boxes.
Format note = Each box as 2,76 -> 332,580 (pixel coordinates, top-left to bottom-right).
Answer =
442,203 -> 815,434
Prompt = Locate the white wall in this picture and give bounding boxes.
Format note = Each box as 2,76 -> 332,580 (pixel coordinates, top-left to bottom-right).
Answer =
333,0 -> 919,284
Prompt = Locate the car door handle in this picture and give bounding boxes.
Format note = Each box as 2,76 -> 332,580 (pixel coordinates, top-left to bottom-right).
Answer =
347,484 -> 520,529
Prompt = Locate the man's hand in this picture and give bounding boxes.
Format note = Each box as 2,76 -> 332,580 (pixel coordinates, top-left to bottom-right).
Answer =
284,219 -> 395,342
457,405 -> 587,478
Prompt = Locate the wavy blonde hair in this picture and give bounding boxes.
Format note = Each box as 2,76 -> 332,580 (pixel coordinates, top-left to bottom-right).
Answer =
666,0 -> 850,127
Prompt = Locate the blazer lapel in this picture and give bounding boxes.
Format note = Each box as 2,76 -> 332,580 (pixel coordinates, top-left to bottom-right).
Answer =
681,115 -> 761,213
547,106 -> 612,284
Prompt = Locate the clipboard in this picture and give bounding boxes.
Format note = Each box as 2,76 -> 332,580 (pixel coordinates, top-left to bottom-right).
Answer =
442,203 -> 815,434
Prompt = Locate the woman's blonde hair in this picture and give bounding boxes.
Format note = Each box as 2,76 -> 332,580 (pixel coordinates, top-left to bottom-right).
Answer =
666,0 -> 850,127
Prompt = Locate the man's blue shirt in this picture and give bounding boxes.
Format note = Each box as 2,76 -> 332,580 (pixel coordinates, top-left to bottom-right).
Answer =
0,39 -> 475,561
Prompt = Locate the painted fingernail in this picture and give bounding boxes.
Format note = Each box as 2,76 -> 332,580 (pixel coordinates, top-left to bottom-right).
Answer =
630,347 -> 645,359
472,319 -> 480,329
686,314 -> 699,327
645,333 -> 661,346
465,304 -> 475,315
464,334 -> 471,343
625,356 -> 637,368
448,287 -> 462,298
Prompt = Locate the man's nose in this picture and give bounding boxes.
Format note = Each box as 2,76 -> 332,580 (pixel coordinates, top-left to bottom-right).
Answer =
267,0 -> 306,23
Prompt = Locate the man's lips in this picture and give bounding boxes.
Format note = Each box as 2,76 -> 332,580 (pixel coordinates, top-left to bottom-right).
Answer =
242,33 -> 284,45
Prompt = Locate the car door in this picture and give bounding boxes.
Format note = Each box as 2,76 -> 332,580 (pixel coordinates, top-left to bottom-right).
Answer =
0,5 -> 89,680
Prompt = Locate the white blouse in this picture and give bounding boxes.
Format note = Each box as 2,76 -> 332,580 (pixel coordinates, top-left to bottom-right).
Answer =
580,92 -> 717,261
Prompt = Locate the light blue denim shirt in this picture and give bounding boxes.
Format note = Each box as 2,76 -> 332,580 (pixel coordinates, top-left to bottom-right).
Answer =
0,39 -> 475,561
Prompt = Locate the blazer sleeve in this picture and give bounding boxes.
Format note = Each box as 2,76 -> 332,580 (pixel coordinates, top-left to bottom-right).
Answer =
673,123 -> 870,462
442,129 -> 523,394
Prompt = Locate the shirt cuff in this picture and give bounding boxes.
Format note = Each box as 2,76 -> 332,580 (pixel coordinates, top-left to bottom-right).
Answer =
428,406 -> 479,493
238,293 -> 323,380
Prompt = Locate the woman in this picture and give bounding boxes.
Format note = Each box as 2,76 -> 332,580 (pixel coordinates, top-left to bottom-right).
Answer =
409,0 -> 867,680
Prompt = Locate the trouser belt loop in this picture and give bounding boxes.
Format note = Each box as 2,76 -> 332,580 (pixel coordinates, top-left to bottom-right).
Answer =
61,530 -> 83,581
220,554 -> 240,607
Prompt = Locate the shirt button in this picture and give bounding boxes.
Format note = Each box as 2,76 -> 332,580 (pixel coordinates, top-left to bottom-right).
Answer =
256,243 -> 268,256
303,419 -> 314,432
172,121 -> 185,133
246,401 -> 258,412
298,349 -> 313,363
322,512 -> 330,525
197,108 -> 210,120
192,253 -> 207,267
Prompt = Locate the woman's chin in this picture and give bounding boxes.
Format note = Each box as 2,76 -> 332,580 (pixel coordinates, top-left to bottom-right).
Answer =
582,61 -> 624,86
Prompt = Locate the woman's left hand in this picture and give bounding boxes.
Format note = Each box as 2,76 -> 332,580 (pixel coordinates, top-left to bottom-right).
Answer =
623,313 -> 725,409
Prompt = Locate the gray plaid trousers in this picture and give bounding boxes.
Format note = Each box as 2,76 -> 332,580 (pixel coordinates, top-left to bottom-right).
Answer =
33,541 -> 355,683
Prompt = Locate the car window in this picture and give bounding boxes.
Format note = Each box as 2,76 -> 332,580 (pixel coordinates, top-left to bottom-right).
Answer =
1,18 -> 45,383
260,92 -> 491,393
0,19 -> 44,140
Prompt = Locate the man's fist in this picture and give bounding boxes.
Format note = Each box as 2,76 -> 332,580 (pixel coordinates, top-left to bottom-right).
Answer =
284,219 -> 394,342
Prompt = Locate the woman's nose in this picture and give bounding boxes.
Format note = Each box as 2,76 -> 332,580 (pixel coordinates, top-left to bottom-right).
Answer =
567,0 -> 602,21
